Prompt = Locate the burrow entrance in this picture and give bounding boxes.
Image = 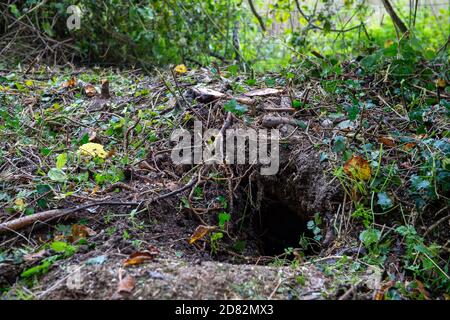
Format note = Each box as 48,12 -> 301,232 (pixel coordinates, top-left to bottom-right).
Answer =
254,196 -> 312,256
236,182 -> 323,258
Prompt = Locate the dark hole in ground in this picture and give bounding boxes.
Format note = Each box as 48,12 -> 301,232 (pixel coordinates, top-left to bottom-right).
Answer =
254,196 -> 313,257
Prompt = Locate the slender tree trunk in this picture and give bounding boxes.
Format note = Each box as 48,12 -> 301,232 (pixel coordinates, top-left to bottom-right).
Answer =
247,0 -> 266,32
381,0 -> 408,34
233,20 -> 241,62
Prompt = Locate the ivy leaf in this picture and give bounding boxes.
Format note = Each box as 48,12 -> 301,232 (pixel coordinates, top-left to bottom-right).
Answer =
223,99 -> 248,115
48,168 -> 67,182
377,192 -> 393,210
359,228 -> 381,247
345,104 -> 360,121
410,176 -> 431,191
333,136 -> 346,153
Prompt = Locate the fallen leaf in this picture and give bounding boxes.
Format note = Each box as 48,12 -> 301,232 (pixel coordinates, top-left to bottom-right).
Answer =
106,148 -> 116,159
117,275 -> 135,294
174,64 -> 188,74
194,87 -> 225,98
123,246 -> 159,266
436,78 -> 446,88
188,225 -> 216,245
68,224 -> 97,243
378,137 -> 395,147
14,198 -> 25,208
403,142 -> 416,151
62,77 -> 76,88
384,40 -> 394,48
244,88 -> 282,97
413,280 -> 431,300
91,185 -> 100,195
85,255 -> 107,265
192,87 -> 226,103
343,155 -> 371,181
84,84 -> 97,97
374,281 -> 394,300
88,130 -> 97,142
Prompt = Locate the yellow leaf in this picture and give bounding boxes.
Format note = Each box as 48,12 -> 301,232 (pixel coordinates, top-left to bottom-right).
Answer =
343,155 -> 371,181
188,225 -> 216,245
78,143 -> 108,159
25,80 -> 34,87
436,78 -> 446,88
91,185 -> 100,195
384,40 -> 394,48
14,198 -> 25,208
174,64 -> 188,74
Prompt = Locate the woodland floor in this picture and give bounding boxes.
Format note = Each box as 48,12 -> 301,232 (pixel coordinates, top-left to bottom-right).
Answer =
0,63 -> 449,300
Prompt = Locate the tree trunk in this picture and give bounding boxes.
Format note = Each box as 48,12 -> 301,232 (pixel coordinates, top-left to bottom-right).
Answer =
381,0 -> 408,35
247,0 -> 266,32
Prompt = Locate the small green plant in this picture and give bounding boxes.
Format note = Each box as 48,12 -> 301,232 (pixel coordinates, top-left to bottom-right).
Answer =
352,204 -> 373,228
307,213 -> 323,242
21,241 -> 76,279
122,230 -> 131,241
210,232 -> 223,254
396,225 -> 450,292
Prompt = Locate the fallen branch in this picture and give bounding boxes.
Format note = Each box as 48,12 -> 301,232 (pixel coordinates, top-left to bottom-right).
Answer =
0,177 -> 198,234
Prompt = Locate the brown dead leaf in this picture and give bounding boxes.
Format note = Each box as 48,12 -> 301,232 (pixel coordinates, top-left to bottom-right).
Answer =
235,96 -> 256,106
378,137 -> 395,147
123,246 -> 159,266
244,88 -> 282,97
117,275 -> 135,294
192,88 -> 226,103
23,249 -> 46,262
67,224 -> 97,243
84,84 -> 97,97
374,281 -> 394,300
138,160 -> 154,171
343,155 -> 371,181
188,225 -> 216,245
106,148 -> 116,159
91,185 -> 100,195
403,142 -> 416,151
62,77 -> 76,88
88,130 -> 97,142
194,88 -> 225,98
